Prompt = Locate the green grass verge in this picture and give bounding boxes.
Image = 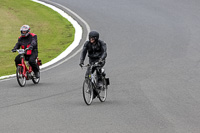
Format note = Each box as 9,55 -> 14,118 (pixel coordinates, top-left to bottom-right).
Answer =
0,0 -> 75,77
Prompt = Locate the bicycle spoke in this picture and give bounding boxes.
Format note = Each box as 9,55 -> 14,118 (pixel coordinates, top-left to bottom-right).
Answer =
83,80 -> 93,105
16,66 -> 26,87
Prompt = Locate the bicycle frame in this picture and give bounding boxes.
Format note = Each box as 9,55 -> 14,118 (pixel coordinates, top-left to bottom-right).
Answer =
17,49 -> 33,80
19,57 -> 32,80
86,62 -> 102,88
89,72 -> 97,89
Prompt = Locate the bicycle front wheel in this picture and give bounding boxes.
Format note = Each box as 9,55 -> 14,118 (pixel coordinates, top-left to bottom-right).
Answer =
98,78 -> 107,102
83,79 -> 93,105
16,66 -> 26,87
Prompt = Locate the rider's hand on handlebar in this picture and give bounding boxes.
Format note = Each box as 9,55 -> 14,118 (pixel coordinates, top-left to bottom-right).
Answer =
29,46 -> 33,50
25,48 -> 29,51
99,58 -> 103,63
26,46 -> 33,51
11,49 -> 16,52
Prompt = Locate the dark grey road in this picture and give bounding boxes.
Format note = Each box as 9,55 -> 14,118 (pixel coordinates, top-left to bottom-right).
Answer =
1,0 -> 200,132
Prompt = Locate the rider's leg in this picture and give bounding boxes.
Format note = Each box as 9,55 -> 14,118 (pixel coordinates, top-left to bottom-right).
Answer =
85,67 -> 90,78
14,55 -> 21,67
28,50 -> 39,78
101,60 -> 106,76
96,60 -> 106,88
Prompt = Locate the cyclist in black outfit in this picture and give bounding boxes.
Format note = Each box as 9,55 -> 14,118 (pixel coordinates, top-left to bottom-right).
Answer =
79,31 -> 107,86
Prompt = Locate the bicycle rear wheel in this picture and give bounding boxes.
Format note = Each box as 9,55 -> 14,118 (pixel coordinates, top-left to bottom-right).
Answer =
98,77 -> 107,102
16,66 -> 26,87
83,79 -> 93,105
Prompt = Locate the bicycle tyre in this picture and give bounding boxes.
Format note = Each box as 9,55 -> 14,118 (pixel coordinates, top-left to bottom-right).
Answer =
16,66 -> 26,87
32,71 -> 40,84
98,77 -> 107,102
83,79 -> 93,105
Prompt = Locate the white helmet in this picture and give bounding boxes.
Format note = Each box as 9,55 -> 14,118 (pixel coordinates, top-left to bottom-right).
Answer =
20,25 -> 30,37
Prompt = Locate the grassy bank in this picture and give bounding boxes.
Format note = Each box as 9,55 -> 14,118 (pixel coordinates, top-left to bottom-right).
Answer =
0,0 -> 75,77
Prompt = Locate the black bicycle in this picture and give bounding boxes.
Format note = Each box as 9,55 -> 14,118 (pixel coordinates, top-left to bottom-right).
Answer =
82,62 -> 109,105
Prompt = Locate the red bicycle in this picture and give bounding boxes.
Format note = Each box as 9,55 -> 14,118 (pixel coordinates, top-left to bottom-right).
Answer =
14,49 -> 42,87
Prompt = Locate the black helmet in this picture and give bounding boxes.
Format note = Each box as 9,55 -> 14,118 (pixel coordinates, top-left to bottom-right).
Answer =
20,25 -> 30,37
89,31 -> 99,41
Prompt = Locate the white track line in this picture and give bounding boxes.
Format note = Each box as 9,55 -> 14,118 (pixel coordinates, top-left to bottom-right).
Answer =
0,0 -> 90,80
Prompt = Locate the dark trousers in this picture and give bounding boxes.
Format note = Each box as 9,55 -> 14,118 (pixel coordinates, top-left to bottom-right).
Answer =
85,58 -> 105,79
15,50 -> 39,73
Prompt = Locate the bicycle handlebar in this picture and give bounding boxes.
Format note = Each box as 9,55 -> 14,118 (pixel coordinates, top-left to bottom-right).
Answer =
17,49 -> 26,54
12,49 -> 29,54
81,62 -> 102,68
81,64 -> 90,67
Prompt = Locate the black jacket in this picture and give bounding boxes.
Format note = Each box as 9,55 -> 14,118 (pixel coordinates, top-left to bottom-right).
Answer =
14,33 -> 38,51
80,40 -> 107,62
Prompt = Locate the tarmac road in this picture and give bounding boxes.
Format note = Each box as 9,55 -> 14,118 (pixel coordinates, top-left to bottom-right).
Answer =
1,0 -> 200,132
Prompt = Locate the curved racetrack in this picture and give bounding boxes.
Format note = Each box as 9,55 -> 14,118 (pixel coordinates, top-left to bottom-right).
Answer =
1,0 -> 200,132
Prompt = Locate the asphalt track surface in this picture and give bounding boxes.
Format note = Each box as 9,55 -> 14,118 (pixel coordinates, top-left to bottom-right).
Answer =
1,0 -> 200,132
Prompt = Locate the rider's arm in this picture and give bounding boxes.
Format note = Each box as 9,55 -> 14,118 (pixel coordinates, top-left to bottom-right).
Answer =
30,34 -> 37,49
80,41 -> 89,63
100,41 -> 107,60
13,38 -> 21,49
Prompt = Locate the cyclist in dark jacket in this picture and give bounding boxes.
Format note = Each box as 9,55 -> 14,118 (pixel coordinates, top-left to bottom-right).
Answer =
79,31 -> 107,86
12,25 -> 40,78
